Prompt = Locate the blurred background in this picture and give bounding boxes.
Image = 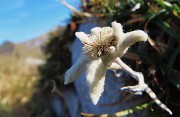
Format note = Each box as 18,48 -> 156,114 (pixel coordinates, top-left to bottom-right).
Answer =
0,0 -> 179,117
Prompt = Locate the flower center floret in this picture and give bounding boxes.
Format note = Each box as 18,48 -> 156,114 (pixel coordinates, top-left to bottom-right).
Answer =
83,27 -> 117,58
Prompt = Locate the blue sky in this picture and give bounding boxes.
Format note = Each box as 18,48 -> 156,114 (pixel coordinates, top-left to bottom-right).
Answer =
0,0 -> 80,44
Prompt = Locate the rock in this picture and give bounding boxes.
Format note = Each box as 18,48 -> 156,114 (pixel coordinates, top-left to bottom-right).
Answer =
0,41 -> 15,55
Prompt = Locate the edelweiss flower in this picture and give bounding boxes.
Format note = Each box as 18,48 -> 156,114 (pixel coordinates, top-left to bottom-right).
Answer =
64,21 -> 172,115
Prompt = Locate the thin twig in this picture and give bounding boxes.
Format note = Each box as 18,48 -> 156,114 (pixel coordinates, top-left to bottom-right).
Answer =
148,36 -> 162,54
60,0 -> 92,17
144,21 -> 162,54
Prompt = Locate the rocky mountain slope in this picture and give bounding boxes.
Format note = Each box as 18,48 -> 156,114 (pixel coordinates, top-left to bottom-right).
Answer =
0,26 -> 65,59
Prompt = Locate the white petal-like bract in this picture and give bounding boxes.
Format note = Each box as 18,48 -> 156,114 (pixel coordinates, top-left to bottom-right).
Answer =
86,58 -> 106,104
75,32 -> 91,44
64,53 -> 89,85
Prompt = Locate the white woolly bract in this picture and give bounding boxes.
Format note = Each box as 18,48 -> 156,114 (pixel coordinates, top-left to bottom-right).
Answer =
145,87 -> 172,115
86,58 -> 106,104
75,32 -> 92,44
64,53 -> 89,85
91,27 -> 102,35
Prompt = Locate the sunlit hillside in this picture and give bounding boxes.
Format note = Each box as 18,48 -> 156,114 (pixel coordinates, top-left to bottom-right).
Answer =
0,25 -> 66,117
0,40 -> 44,116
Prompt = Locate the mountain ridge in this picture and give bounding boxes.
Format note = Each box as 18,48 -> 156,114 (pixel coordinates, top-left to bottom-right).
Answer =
0,26 -> 65,58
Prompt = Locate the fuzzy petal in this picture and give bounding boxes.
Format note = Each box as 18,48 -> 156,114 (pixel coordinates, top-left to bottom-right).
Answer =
111,21 -> 123,39
64,53 -> 89,85
90,27 -> 102,34
86,58 -> 106,105
111,21 -> 123,33
123,30 -> 148,48
107,62 -> 122,70
75,32 -> 91,44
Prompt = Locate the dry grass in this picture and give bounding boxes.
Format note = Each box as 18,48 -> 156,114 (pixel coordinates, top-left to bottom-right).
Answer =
0,55 -> 40,117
